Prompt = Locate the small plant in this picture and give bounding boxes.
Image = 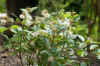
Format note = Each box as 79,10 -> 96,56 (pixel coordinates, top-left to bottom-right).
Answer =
1,7 -> 100,66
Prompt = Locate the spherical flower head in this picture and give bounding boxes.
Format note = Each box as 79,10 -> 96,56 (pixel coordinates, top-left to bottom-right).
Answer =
19,14 -> 25,19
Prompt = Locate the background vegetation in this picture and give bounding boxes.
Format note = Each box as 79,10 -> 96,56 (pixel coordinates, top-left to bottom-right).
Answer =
0,0 -> 100,66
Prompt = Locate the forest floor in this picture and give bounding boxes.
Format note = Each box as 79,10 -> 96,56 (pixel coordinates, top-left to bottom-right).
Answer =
0,46 -> 21,66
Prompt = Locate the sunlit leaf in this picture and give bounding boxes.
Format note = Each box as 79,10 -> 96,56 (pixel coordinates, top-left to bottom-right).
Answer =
0,26 -> 7,33
10,25 -> 22,33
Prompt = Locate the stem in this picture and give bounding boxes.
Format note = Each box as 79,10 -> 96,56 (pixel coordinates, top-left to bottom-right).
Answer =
18,33 -> 24,66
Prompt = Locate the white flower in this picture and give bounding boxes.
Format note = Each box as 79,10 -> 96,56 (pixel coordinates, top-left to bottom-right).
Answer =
41,9 -> 50,18
77,35 -> 85,42
58,18 -> 70,27
0,13 -> 7,19
25,19 -> 33,26
63,18 -> 70,26
31,31 -> 40,37
90,45 -> 98,50
19,14 -> 25,19
0,13 -> 8,25
21,9 -> 33,26
59,32 -> 63,36
0,19 -> 7,25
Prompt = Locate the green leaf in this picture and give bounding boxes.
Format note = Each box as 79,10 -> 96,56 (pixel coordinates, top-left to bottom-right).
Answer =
10,25 -> 22,33
10,25 -> 20,29
80,62 -> 87,66
0,26 -> 8,33
77,50 -> 86,57
97,55 -> 100,59
96,49 -> 100,59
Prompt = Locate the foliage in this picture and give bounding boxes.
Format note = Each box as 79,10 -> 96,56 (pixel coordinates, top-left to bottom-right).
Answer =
38,0 -> 82,12
0,0 -> 6,12
0,0 -> 100,66
0,8 -> 99,66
